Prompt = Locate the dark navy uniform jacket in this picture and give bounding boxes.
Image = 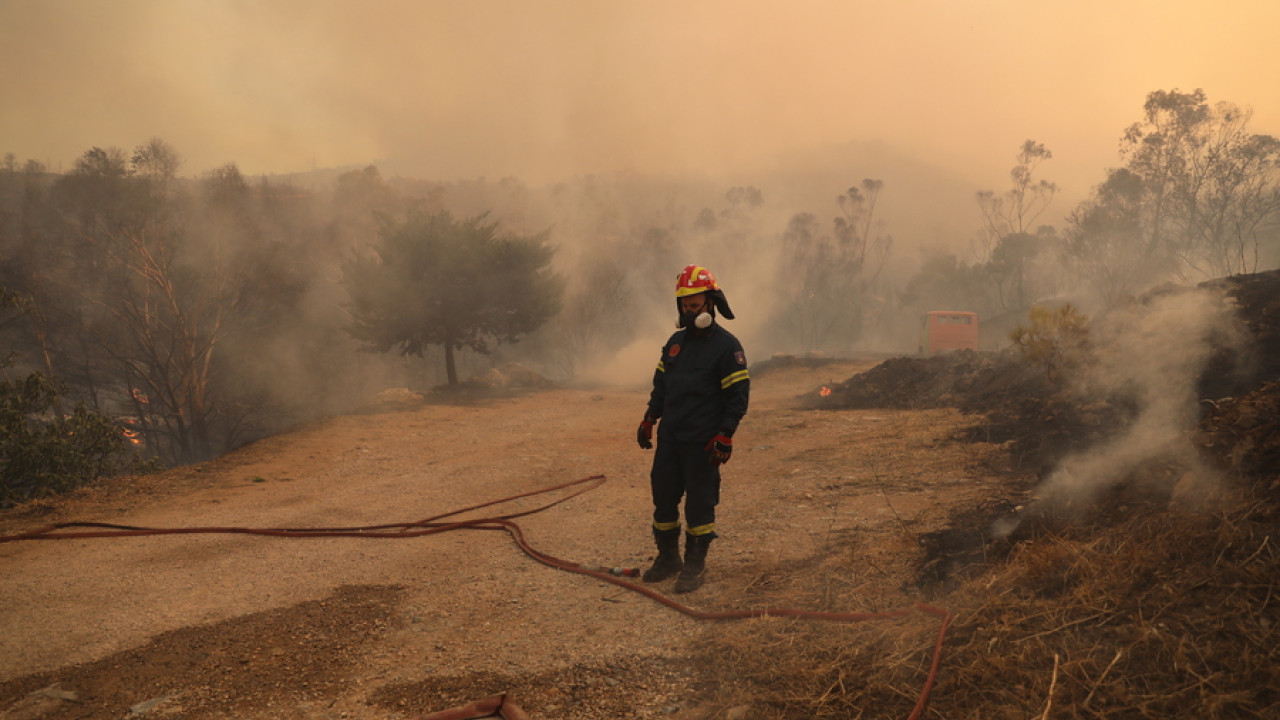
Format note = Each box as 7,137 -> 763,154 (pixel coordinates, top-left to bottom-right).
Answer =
646,323 -> 749,443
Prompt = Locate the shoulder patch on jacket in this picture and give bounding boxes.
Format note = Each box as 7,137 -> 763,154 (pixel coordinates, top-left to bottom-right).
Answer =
669,344 -> 681,357
734,350 -> 746,366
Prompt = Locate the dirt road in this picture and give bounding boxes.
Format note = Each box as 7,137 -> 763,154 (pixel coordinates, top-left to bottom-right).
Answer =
0,359 -> 1013,719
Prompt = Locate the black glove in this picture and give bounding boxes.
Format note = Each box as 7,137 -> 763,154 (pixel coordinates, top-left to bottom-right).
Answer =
705,433 -> 733,465
637,414 -> 656,450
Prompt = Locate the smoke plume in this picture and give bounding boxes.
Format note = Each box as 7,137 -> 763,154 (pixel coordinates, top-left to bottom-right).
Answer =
1035,286 -> 1248,509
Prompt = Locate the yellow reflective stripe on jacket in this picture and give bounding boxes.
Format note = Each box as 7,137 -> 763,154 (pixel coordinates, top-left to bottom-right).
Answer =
687,523 -> 716,536
656,360 -> 665,372
720,369 -> 749,389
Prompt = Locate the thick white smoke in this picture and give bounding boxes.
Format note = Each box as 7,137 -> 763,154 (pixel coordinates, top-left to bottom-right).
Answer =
1034,286 -> 1248,508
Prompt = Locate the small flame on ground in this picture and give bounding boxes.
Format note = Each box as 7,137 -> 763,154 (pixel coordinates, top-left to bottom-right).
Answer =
820,386 -> 832,397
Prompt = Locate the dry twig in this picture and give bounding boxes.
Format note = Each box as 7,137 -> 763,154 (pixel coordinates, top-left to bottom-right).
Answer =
1081,648 -> 1123,709
1038,652 -> 1060,720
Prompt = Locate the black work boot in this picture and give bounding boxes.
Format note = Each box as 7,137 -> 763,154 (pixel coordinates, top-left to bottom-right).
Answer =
642,527 -> 683,583
674,532 -> 715,594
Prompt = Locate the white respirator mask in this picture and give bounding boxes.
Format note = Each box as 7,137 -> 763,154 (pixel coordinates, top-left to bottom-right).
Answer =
677,310 -> 713,329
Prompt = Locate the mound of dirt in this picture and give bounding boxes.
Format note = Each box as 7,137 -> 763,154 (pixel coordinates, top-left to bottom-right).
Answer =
751,352 -> 865,374
805,349 -> 1116,475
801,349 -> 1051,413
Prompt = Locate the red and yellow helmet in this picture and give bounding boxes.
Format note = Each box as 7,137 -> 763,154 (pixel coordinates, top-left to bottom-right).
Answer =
673,264 -> 735,320
675,265 -> 719,298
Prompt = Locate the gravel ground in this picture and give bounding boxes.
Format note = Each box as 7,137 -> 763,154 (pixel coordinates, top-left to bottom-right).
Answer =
0,359 -> 1011,719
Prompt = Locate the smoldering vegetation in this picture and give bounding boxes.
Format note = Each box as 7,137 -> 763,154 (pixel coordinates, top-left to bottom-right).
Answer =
754,272 -> 1280,719
814,272 -> 1280,509
1,89 -> 1278,484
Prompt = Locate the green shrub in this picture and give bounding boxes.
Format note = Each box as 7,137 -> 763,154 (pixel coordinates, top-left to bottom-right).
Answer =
1010,304 -> 1091,381
0,369 -> 156,507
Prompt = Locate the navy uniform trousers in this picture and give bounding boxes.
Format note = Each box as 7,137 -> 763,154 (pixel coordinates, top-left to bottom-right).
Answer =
650,439 -> 721,533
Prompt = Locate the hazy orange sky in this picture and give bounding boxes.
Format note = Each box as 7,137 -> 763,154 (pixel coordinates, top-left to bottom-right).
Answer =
3,0 -> 1277,196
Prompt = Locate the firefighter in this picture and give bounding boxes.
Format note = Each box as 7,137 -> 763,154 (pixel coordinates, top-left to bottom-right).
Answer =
636,265 -> 749,593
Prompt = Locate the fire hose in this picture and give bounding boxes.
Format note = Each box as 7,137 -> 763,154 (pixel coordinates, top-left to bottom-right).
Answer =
1,474 -> 951,720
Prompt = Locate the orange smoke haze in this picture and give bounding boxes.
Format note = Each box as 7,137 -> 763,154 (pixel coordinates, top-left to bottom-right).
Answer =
2,0 -> 1278,196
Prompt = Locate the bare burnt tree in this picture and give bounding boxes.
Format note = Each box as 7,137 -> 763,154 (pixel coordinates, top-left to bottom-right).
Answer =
50,154 -> 242,463
976,140 -> 1058,259
833,179 -> 892,339
975,141 -> 1061,314
772,180 -> 891,353
4,146 -> 315,465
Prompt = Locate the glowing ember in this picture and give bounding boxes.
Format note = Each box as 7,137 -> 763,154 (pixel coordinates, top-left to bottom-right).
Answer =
820,386 -> 832,397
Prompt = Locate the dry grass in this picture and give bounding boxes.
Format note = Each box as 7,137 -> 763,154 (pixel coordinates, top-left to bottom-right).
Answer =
691,488 -> 1280,719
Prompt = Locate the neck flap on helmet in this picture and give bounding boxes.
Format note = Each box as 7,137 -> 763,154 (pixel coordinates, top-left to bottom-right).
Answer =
674,265 -> 735,320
